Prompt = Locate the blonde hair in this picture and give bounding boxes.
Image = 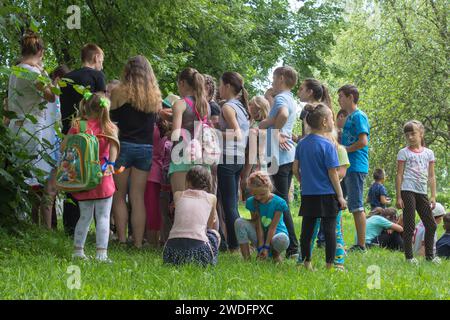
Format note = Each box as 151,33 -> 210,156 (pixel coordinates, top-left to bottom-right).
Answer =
247,171 -> 273,193
249,96 -> 270,122
74,93 -> 118,138
120,55 -> 162,113
81,43 -> 103,63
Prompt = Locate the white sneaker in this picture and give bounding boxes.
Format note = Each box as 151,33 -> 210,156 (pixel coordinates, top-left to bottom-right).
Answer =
430,257 -> 441,265
406,258 -> 419,265
96,252 -> 113,263
72,252 -> 89,260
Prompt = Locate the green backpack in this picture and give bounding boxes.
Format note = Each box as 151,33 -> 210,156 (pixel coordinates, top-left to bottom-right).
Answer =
56,120 -> 103,192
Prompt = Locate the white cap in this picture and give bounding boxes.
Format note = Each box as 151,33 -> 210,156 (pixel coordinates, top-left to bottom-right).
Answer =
432,202 -> 446,218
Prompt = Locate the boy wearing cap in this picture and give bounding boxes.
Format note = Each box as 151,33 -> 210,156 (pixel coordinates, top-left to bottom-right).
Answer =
436,213 -> 450,259
413,202 -> 446,257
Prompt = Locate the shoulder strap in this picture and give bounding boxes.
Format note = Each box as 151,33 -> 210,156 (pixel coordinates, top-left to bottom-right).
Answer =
184,97 -> 207,124
79,120 -> 87,133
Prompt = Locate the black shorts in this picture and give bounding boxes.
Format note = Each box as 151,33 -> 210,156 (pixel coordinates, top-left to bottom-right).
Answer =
299,194 -> 339,218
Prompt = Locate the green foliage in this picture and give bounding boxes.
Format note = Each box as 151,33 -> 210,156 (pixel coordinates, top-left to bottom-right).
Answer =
324,0 -> 449,189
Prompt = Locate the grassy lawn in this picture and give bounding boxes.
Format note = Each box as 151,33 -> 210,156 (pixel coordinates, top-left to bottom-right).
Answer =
0,204 -> 449,300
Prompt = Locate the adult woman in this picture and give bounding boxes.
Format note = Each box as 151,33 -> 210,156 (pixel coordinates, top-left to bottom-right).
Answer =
8,31 -> 56,228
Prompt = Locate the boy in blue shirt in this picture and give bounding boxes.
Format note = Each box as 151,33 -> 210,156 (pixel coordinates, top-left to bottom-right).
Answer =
338,84 -> 370,251
367,168 -> 391,210
437,213 -> 450,259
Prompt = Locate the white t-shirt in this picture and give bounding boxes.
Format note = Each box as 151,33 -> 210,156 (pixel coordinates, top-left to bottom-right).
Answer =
413,221 -> 437,255
397,147 -> 435,194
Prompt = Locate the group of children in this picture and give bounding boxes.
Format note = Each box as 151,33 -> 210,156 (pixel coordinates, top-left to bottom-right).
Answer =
6,32 -> 449,268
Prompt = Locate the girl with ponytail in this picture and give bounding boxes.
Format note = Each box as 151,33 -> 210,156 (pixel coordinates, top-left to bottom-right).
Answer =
216,71 -> 250,251
169,67 -> 211,194
297,78 -> 333,136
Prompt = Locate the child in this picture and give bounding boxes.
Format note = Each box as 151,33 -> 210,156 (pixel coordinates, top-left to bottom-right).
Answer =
258,66 -> 299,259
60,43 -> 106,237
436,213 -> 450,259
293,103 -> 346,270
66,93 -> 119,262
396,120 -> 439,264
304,129 -> 350,270
413,202 -> 446,257
235,171 -> 290,262
163,166 -> 220,266
145,96 -> 176,247
335,109 -> 348,144
240,96 -> 270,202
365,208 -> 404,251
367,168 -> 391,210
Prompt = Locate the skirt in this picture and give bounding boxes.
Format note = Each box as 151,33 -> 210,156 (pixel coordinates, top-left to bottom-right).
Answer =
299,194 -> 339,218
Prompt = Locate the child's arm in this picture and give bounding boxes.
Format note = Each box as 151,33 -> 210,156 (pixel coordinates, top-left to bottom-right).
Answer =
253,211 -> 265,256
258,116 -> 275,129
105,140 -> 119,176
428,161 -> 436,209
292,159 -> 300,183
261,211 -> 282,258
345,133 -> 368,153
389,223 -> 403,233
221,105 -> 243,141
170,100 -> 186,142
207,195 -> 218,230
396,161 -> 405,209
380,195 -> 391,205
328,168 -> 346,209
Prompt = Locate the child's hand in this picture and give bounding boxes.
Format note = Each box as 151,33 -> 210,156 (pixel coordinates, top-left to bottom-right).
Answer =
279,133 -> 292,151
337,196 -> 347,210
396,197 -> 404,209
257,249 -> 268,260
104,164 -> 115,176
430,197 -> 436,210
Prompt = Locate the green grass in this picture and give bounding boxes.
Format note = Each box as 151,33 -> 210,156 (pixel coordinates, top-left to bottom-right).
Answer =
0,205 -> 449,300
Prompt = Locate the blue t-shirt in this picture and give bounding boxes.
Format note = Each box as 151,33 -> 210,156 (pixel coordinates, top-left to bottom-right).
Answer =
368,182 -> 388,209
295,134 -> 339,195
365,215 -> 393,244
342,109 -> 370,173
436,233 -> 450,258
266,91 -> 296,166
246,195 -> 288,236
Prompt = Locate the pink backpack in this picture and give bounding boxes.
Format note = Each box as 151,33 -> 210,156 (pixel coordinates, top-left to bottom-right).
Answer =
183,97 -> 221,165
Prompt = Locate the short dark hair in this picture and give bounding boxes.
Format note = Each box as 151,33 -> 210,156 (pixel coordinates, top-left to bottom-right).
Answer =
337,109 -> 348,118
373,168 -> 385,181
443,213 -> 450,232
338,84 -> 359,104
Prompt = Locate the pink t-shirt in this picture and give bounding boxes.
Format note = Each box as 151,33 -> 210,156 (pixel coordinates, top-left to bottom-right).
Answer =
148,125 -> 172,184
68,119 -> 116,201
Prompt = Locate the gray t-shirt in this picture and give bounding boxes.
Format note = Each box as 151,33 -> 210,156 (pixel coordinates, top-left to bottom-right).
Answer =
397,147 -> 435,194
218,99 -> 249,162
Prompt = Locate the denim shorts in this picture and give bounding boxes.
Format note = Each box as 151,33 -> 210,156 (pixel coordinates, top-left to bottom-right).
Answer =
345,172 -> 367,213
115,141 -> 153,171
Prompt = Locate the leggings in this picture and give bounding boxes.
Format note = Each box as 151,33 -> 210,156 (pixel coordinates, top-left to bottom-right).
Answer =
300,216 -> 336,264
310,211 -> 345,265
74,197 -> 112,250
145,181 -> 162,231
401,191 -> 436,260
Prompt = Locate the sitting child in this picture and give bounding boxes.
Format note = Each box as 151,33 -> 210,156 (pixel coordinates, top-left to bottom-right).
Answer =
163,166 -> 220,266
365,207 -> 404,251
367,168 -> 391,210
436,212 -> 450,259
413,202 -> 446,257
235,171 -> 290,263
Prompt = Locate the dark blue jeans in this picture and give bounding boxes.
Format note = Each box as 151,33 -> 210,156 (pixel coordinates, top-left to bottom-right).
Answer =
217,163 -> 243,250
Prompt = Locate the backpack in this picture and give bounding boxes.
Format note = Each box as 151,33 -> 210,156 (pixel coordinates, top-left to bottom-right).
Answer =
183,97 -> 221,165
56,120 -> 103,192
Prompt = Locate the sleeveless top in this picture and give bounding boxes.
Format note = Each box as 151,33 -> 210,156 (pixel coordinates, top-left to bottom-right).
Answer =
168,189 -> 213,242
218,98 -> 250,161
110,103 -> 156,145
